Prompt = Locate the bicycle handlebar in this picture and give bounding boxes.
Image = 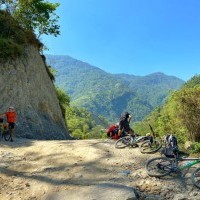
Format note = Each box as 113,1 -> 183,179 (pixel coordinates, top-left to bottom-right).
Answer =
149,124 -> 155,137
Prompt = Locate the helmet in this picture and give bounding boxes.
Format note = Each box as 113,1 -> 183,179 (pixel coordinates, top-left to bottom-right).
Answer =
125,112 -> 130,118
8,106 -> 15,111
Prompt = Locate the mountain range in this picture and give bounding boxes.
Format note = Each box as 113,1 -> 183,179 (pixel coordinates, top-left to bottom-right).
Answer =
45,55 -> 185,123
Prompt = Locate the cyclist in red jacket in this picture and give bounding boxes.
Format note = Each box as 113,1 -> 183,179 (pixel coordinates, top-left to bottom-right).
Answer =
106,124 -> 119,139
4,106 -> 17,142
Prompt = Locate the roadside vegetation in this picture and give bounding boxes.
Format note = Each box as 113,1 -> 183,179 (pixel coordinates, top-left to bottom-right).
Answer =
56,87 -> 108,139
0,9 -> 42,60
0,0 -> 59,60
133,75 -> 200,153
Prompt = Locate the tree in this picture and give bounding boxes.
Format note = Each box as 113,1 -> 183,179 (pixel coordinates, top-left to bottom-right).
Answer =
183,75 -> 200,88
0,0 -> 60,38
175,86 -> 200,142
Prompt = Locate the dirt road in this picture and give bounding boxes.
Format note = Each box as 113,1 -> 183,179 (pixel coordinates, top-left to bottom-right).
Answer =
0,138 -> 200,200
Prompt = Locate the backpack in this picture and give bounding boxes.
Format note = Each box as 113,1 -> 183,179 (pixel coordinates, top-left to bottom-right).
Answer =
165,134 -> 178,148
162,134 -> 179,158
106,125 -> 118,138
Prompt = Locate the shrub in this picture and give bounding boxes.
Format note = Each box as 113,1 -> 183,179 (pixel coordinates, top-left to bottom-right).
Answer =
55,87 -> 70,119
0,11 -> 26,43
190,142 -> 200,153
0,37 -> 23,59
0,10 -> 41,60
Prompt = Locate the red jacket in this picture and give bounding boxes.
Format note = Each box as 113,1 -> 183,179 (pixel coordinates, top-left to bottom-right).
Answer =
5,111 -> 17,123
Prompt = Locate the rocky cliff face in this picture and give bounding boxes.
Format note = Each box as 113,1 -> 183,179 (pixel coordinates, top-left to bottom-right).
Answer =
0,46 -> 70,139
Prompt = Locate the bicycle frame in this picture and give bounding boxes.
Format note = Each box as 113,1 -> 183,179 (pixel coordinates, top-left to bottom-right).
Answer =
178,158 -> 200,170
0,123 -> 11,141
0,123 -> 5,134
165,157 -> 200,178
131,135 -> 149,144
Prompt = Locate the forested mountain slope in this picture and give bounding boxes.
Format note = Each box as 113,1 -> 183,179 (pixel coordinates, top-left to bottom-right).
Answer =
46,55 -> 184,122
134,75 -> 200,144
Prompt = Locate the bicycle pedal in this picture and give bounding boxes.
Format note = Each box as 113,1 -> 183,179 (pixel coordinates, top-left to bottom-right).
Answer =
131,144 -> 138,148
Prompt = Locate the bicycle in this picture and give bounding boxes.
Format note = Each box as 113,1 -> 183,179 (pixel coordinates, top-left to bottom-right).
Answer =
115,124 -> 162,153
0,120 -> 11,141
139,138 -> 162,154
115,133 -> 162,153
139,124 -> 162,154
145,154 -> 200,189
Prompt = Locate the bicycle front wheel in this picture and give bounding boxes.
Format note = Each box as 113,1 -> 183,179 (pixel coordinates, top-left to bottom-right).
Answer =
140,139 -> 162,154
115,136 -> 131,149
145,157 -> 174,177
3,130 -> 11,141
192,167 -> 200,189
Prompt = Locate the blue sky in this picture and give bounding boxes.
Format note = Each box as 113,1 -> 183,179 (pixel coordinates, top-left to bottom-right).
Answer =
42,0 -> 200,81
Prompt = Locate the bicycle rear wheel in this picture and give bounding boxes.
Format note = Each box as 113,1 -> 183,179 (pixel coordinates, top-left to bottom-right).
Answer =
115,136 -> 131,149
192,167 -> 200,189
140,139 -> 162,154
3,130 -> 11,141
145,157 -> 174,177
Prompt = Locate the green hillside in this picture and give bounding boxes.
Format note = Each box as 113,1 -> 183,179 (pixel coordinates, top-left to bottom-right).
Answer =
46,55 -> 185,123
134,75 -> 200,153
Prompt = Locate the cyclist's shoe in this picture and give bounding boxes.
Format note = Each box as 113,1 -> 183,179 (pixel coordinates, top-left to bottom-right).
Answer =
10,138 -> 13,142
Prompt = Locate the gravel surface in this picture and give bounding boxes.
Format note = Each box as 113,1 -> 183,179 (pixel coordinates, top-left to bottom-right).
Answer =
0,138 -> 200,200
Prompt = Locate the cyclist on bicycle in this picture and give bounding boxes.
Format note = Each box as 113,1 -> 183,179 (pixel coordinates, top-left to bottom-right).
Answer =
3,106 -> 17,142
118,112 -> 134,137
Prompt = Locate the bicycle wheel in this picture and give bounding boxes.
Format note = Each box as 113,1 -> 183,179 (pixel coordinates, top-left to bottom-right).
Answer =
139,139 -> 162,154
115,136 -> 131,149
3,130 -> 11,141
192,167 -> 200,189
145,157 -> 174,177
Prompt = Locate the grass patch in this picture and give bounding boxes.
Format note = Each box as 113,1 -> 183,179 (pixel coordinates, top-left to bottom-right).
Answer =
0,37 -> 23,59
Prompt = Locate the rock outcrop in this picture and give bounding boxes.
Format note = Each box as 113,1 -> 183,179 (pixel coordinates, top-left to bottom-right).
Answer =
0,46 -> 70,139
